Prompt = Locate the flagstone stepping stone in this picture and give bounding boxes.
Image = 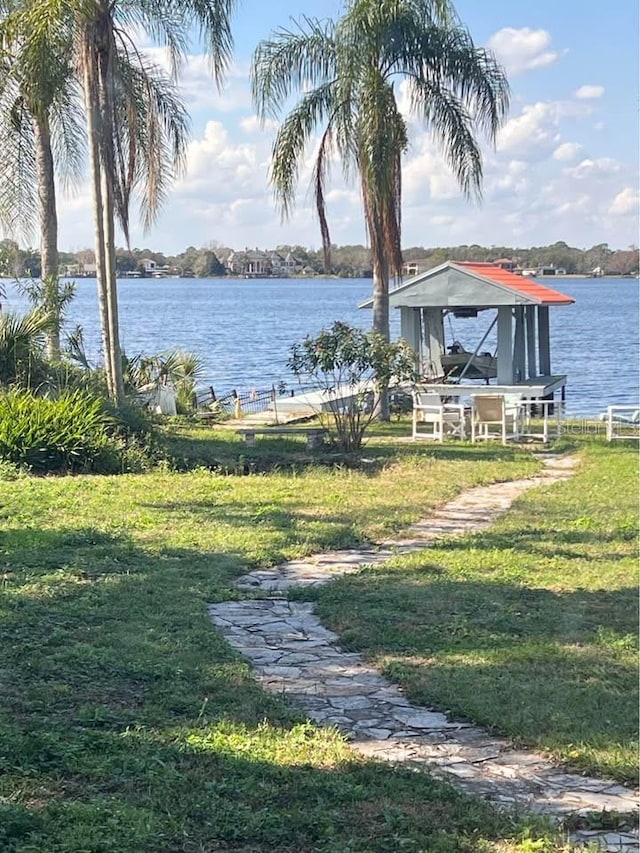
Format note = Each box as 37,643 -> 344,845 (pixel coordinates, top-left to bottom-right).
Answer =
208,455 -> 639,851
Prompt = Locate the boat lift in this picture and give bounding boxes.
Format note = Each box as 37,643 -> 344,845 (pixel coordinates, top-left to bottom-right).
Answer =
360,260 -> 575,436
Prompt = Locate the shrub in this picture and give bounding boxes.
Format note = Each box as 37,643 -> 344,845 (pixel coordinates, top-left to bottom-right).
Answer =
0,389 -> 122,474
288,321 -> 417,452
0,309 -> 50,389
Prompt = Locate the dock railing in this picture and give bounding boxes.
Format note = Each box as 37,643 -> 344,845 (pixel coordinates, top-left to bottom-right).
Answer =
196,385 -> 295,419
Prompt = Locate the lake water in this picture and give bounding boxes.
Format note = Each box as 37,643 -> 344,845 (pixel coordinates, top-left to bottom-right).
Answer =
2,276 -> 638,417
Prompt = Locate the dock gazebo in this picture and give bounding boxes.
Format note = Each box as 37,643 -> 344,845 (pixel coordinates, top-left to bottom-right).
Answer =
360,260 -> 575,409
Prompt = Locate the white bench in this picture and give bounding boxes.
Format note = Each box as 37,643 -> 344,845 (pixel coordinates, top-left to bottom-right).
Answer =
236,427 -> 329,448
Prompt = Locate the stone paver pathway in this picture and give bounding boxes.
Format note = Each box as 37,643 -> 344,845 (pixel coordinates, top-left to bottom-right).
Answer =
208,455 -> 639,851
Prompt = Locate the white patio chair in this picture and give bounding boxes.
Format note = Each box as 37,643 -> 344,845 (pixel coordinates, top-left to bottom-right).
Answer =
471,394 -> 523,445
412,390 -> 465,441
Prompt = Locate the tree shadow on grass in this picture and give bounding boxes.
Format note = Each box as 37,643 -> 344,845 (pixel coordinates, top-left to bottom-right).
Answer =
315,573 -> 638,782
0,528 -> 550,853
160,426 -> 536,475
438,524 -> 638,560
0,719 -> 527,853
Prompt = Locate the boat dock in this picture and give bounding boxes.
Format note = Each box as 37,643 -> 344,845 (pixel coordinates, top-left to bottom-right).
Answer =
225,382 -> 373,427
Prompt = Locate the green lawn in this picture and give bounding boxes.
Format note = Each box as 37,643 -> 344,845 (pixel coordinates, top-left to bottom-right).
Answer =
312,439 -> 639,785
0,426 -> 635,851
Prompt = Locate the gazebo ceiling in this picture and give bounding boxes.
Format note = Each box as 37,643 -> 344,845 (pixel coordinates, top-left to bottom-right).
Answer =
359,261 -> 575,310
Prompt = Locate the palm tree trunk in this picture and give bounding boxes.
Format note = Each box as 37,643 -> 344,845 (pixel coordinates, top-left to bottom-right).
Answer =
372,250 -> 390,420
96,40 -> 124,404
100,165 -> 124,403
33,113 -> 60,360
372,255 -> 390,341
82,45 -> 114,398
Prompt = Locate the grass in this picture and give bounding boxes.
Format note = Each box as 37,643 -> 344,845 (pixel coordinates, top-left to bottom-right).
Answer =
0,422 -> 635,851
312,438 -> 639,785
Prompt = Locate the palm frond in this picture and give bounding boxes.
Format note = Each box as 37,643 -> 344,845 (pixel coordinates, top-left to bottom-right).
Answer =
117,0 -> 235,84
0,307 -> 49,387
252,17 -> 337,120
110,50 -> 190,235
401,24 -> 510,139
270,81 -> 337,217
408,75 -> 484,199
0,87 -> 38,238
313,125 -> 335,271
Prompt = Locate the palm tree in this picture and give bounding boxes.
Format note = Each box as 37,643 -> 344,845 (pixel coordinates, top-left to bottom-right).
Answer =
252,0 -> 509,415
5,0 -> 234,403
0,1 -> 85,360
0,2 -> 183,375
75,0 -> 235,404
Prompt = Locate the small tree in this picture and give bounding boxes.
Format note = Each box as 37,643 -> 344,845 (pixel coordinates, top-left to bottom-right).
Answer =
125,348 -> 205,414
18,275 -> 76,360
288,321 -> 417,453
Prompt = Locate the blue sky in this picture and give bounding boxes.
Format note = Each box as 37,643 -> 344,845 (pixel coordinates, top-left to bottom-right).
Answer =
57,0 -> 640,254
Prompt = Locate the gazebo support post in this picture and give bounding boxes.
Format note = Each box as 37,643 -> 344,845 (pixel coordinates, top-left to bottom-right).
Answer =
513,306 -> 526,382
525,306 -> 537,378
400,307 -> 422,373
538,306 -> 551,375
421,308 -> 445,378
496,306 -> 514,384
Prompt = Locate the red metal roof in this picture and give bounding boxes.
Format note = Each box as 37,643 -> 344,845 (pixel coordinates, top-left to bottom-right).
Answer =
454,262 -> 574,305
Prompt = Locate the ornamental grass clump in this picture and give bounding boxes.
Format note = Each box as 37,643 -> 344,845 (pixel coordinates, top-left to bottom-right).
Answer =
0,389 -> 120,473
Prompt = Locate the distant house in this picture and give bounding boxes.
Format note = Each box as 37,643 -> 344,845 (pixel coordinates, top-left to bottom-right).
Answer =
141,258 -> 157,274
267,251 -> 287,275
284,252 -> 304,274
402,258 -> 432,277
226,248 -> 300,277
492,257 -> 518,272
63,261 -> 96,277
227,249 -> 273,277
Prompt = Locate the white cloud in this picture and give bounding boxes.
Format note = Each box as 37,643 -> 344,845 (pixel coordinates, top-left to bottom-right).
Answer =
552,194 -> 591,217
428,215 -> 455,227
326,188 -> 360,206
179,120 -> 262,194
484,159 -> 530,199
403,144 -> 460,202
563,158 -> 622,180
609,187 -> 639,216
552,142 -> 583,161
486,28 -> 561,76
142,49 -> 252,114
497,102 -> 560,157
239,115 -> 278,135
496,100 -> 592,159
574,85 -> 605,100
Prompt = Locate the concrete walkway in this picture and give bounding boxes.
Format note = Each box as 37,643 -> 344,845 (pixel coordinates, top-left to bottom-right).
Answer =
208,455 -> 639,851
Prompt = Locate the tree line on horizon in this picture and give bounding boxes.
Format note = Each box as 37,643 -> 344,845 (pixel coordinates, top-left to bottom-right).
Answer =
1,238 -> 637,280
